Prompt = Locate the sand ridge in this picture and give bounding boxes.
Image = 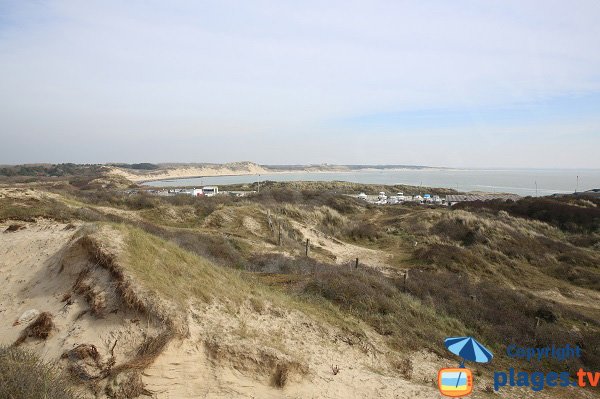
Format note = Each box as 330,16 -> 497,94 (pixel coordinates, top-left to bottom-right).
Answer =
108,162 -> 270,183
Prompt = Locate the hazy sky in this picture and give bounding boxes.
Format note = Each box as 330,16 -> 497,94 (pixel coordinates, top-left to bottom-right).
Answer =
1,1 -> 599,167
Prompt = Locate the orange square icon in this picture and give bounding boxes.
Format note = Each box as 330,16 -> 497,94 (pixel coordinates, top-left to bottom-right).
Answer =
438,368 -> 473,397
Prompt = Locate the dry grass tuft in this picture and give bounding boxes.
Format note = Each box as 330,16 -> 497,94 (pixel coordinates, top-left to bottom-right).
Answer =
0,345 -> 81,399
62,344 -> 101,363
112,331 -> 174,373
14,312 -> 55,346
5,223 -> 26,232
391,357 -> 413,379
105,371 -> 152,399
72,269 -> 107,317
64,223 -> 77,230
272,362 -> 289,388
331,364 -> 340,375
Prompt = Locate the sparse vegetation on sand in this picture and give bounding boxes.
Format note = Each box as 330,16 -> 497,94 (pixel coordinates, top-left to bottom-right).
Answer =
0,171 -> 599,398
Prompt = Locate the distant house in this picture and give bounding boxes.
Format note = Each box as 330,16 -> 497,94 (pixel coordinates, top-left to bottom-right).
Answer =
202,186 -> 219,197
190,186 -> 219,197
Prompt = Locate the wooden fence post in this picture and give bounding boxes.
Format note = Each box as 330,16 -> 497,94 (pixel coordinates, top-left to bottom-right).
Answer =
305,238 -> 309,256
355,258 -> 359,268
278,221 -> 282,246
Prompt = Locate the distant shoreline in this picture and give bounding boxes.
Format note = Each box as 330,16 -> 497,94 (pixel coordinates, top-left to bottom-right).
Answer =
111,162 -> 444,183
137,168 -> 599,197
138,167 -> 455,184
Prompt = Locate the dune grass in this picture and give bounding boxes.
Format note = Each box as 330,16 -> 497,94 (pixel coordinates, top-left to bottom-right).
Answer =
0,346 -> 80,399
115,224 -> 463,356
118,225 -> 250,305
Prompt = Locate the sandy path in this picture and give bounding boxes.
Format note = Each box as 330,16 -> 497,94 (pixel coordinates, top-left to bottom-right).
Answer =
290,220 -> 406,277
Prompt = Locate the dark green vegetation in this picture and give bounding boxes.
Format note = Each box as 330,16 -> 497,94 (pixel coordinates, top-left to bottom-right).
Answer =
0,346 -> 80,399
0,163 -> 105,177
1,175 -> 599,379
109,163 -> 159,170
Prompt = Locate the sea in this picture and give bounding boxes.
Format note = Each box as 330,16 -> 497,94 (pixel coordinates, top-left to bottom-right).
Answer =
143,169 -> 599,197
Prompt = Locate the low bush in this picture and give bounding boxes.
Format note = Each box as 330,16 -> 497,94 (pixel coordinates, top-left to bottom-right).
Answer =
248,253 -> 327,274
0,346 -> 80,399
432,218 -> 487,246
302,265 -> 448,348
414,243 -> 487,272
406,270 -> 600,370
248,188 -> 363,214
346,221 -> 381,241
455,197 -> 600,233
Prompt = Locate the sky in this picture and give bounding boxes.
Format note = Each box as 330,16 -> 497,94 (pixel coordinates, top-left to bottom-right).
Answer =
1,0 -> 599,168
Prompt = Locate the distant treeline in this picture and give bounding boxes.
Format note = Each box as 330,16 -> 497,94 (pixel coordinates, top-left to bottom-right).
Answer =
109,163 -> 159,170
0,164 -> 105,177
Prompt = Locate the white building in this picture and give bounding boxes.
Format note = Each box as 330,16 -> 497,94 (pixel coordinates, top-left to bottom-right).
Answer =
202,186 -> 219,197
190,186 -> 219,197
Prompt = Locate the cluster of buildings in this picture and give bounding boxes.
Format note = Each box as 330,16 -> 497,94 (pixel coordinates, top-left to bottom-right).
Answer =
160,186 -> 220,197
358,192 -> 522,206
144,185 -> 523,206
357,191 -> 445,205
150,186 -> 252,198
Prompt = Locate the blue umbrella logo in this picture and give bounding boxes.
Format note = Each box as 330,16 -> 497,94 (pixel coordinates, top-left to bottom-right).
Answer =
443,336 -> 493,393
445,336 -> 493,367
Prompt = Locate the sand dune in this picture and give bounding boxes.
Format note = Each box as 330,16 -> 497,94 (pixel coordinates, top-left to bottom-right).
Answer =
0,220 -> 451,398
108,162 -> 269,183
